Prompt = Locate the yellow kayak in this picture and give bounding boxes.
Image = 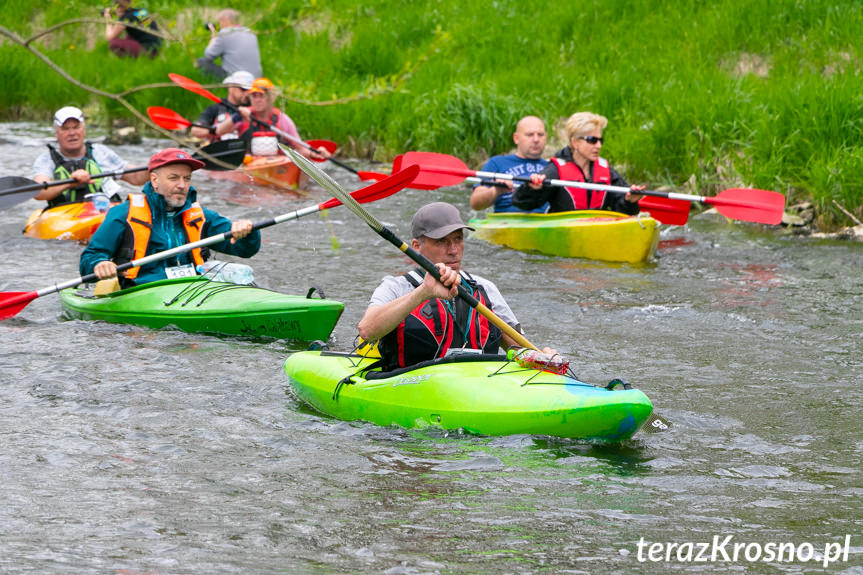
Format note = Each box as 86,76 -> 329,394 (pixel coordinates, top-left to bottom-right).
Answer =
23,201 -> 112,242
469,210 -> 660,263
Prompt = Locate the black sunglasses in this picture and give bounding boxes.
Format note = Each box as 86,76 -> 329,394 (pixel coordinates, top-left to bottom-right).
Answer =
578,136 -> 603,144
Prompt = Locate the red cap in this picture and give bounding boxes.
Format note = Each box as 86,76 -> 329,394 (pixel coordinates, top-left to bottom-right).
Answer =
148,147 -> 206,172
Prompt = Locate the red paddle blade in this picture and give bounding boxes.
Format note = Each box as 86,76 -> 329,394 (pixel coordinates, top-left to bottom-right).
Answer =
0,291 -> 39,320
708,188 -> 786,225
357,171 -> 388,182
168,73 -> 221,104
399,151 -> 470,189
147,106 -> 191,130
638,196 -> 690,225
319,164 -> 419,210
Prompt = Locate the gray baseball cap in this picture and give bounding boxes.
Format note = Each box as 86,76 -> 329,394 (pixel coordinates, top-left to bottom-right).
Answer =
411,202 -> 475,239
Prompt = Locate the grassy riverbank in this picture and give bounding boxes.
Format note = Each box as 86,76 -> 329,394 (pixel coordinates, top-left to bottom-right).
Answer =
2,0 -> 862,227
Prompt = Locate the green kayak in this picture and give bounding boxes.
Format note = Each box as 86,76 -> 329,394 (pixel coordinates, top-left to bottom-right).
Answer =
284,351 -> 653,441
60,276 -> 344,341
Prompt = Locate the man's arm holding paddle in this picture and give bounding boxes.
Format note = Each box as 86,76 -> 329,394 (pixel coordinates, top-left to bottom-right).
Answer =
358,263 -> 461,342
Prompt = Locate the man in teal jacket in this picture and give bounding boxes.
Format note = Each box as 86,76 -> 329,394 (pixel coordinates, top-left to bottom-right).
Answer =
80,147 -> 260,286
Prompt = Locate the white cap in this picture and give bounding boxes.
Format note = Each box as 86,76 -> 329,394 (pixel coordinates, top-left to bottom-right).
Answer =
54,106 -> 85,126
222,71 -> 255,90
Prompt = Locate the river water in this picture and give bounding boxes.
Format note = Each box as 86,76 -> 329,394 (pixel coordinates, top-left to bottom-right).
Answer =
1,123 -> 861,574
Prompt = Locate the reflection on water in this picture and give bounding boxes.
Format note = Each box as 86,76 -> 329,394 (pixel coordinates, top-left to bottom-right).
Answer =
1,123 -> 862,573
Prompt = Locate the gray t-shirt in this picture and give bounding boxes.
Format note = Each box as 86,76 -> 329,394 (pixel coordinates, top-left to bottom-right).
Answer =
203,26 -> 263,77
32,143 -> 127,195
368,270 -> 520,331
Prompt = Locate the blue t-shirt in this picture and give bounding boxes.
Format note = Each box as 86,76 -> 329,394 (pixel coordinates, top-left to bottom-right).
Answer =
474,154 -> 548,212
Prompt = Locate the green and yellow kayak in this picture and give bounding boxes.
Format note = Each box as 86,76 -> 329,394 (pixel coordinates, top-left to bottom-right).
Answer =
469,210 -> 660,263
60,276 -> 344,341
284,351 -> 653,441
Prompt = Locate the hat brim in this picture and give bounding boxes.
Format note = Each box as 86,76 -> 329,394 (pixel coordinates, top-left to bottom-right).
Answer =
149,157 -> 206,172
421,223 -> 475,240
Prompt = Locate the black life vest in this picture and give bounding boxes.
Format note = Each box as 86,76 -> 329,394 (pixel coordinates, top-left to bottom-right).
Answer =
47,142 -> 103,207
551,156 -> 611,210
378,269 -> 502,370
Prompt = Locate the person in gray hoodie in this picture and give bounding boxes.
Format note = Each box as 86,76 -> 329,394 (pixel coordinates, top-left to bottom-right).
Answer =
196,9 -> 262,80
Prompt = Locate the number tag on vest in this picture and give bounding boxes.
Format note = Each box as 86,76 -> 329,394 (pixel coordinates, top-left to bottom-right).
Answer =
165,263 -> 196,279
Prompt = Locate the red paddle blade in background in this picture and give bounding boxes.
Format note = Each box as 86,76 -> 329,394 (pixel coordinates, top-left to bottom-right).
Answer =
707,188 -> 786,225
147,106 -> 191,130
398,151 -> 468,189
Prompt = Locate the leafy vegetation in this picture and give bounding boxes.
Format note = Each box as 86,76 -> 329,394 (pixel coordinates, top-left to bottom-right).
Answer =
2,0 -> 861,226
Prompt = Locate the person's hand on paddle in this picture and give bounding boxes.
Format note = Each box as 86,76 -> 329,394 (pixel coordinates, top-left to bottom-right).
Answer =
93,260 -> 118,280
70,168 -> 94,186
527,173 -> 546,190
229,219 -> 253,243
308,145 -> 332,161
626,184 -> 646,203
422,262 -> 460,300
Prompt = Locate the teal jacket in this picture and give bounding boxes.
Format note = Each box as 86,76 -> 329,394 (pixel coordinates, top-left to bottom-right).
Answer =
80,183 -> 261,285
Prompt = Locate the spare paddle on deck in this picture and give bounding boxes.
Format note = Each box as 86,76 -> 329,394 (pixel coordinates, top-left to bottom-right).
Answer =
0,165 -> 417,321
399,151 -> 786,226
0,140 -> 247,210
167,74 -> 385,181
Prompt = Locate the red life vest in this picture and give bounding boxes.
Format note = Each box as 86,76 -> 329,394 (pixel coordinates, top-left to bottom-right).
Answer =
378,270 -> 502,369
551,156 -> 611,210
239,110 -> 281,152
122,192 -> 206,279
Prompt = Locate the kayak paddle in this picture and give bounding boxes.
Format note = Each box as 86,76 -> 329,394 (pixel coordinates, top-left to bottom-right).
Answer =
285,145 -> 672,433
167,73 -> 385,182
283,145 -> 537,350
0,165 -> 418,321
0,139 -> 247,210
147,106 -> 343,164
399,151 -> 786,226
147,106 -> 211,131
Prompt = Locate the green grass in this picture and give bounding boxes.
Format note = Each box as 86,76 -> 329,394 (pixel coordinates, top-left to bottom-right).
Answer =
2,0 -> 862,227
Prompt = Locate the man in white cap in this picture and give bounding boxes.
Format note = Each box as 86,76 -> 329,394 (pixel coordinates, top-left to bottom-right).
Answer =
189,70 -> 254,142
358,202 -> 536,370
31,106 -> 148,208
81,147 -> 258,287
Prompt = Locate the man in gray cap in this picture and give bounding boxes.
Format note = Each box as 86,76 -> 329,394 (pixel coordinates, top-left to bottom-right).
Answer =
189,70 -> 254,142
358,202 -> 523,370
32,106 -> 148,208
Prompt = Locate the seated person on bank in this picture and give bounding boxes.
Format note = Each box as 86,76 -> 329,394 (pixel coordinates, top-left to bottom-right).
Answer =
81,148 -> 260,287
357,202 -> 555,370
32,106 -> 148,208
104,0 -> 162,58
512,111 -> 644,214
195,9 -> 262,80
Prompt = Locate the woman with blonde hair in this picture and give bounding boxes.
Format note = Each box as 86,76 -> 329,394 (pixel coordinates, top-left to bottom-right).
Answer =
217,77 -> 329,159
512,111 -> 643,213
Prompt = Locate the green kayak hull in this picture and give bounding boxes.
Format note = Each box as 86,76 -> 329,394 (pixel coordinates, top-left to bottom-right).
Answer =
284,351 -> 653,441
469,210 -> 660,263
60,276 -> 344,341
